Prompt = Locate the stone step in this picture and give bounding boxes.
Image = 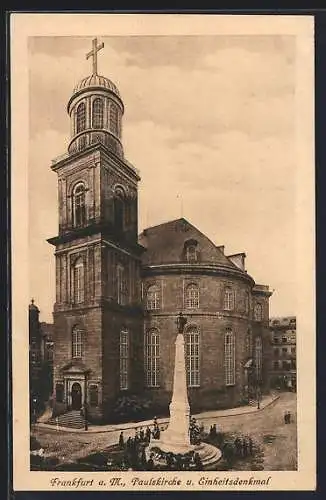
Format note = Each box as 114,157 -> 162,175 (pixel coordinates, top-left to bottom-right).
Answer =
47,410 -> 86,429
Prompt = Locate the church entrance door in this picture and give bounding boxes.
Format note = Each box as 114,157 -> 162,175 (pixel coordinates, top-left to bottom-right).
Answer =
71,382 -> 82,410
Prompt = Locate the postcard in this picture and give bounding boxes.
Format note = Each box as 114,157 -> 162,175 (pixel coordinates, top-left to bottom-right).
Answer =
10,12 -> 315,492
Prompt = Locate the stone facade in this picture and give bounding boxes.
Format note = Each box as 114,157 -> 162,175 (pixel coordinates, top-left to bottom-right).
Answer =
140,219 -> 272,413
48,49 -> 273,422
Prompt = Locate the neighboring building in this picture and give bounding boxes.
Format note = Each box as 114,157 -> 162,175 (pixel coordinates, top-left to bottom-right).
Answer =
40,321 -> 54,400
29,300 -> 43,406
269,316 -> 296,391
29,302 -> 54,414
47,40 -> 273,422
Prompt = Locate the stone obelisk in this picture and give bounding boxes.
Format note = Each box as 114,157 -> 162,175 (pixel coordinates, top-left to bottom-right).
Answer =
152,313 -> 194,454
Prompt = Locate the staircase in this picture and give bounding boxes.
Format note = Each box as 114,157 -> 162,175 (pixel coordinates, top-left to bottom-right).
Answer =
47,410 -> 86,429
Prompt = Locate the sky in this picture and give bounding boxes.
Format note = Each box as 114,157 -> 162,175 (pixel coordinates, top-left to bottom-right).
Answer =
28,35 -> 297,322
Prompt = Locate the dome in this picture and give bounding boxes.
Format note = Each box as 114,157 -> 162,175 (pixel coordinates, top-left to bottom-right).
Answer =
72,74 -> 121,99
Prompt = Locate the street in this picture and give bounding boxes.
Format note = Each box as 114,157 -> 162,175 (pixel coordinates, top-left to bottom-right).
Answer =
32,392 -> 297,471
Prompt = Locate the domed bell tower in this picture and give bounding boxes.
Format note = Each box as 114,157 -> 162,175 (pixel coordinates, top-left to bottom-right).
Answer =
48,38 -> 144,422
67,38 -> 124,159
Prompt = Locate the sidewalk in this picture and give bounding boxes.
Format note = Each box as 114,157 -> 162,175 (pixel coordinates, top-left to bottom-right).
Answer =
35,393 -> 279,434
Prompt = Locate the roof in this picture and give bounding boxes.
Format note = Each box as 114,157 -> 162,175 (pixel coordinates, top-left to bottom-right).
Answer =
269,316 -> 296,327
73,74 -> 121,98
139,218 -> 238,269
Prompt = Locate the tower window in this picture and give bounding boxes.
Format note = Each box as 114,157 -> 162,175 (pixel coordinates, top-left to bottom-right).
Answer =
146,284 -> 160,310
72,183 -> 86,228
72,327 -> 84,358
72,257 -> 85,304
120,329 -> 129,390
224,328 -> 235,386
145,328 -> 160,387
254,303 -> 263,322
114,189 -> 124,231
117,264 -> 128,305
110,103 -> 119,135
76,102 -> 86,133
185,283 -> 199,309
185,326 -> 200,387
255,336 -> 263,381
92,98 -> 103,128
224,287 -> 235,311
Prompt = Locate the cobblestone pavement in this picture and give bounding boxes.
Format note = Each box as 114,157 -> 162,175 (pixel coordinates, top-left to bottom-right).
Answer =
32,392 -> 297,471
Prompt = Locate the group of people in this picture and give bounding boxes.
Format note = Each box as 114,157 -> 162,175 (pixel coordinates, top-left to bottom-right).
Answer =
208,424 -> 219,438
161,450 -> 203,470
233,435 -> 254,457
111,418 -> 167,471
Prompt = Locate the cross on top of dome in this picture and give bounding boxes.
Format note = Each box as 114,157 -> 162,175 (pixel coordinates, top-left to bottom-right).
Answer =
86,37 -> 104,76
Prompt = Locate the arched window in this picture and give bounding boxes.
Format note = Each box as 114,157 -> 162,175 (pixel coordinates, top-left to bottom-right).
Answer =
92,98 -> 103,128
254,303 -> 263,322
146,284 -> 160,310
76,102 -> 86,133
245,329 -> 252,356
110,103 -> 119,135
185,283 -> 199,309
72,183 -> 86,228
72,326 -> 84,358
145,328 -> 160,387
117,264 -> 127,305
114,189 -> 124,231
224,287 -> 235,311
255,336 -> 263,382
185,326 -> 200,387
120,329 -> 129,390
72,257 -> 85,303
224,328 -> 235,385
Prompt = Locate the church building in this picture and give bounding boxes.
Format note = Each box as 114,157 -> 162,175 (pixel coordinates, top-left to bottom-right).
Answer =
47,39 -> 272,423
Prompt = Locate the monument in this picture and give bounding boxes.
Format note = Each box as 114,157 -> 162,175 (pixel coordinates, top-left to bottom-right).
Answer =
147,312 -> 222,469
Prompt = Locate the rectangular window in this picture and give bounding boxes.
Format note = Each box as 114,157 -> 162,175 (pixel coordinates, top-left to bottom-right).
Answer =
145,329 -> 160,387
224,331 -> 235,386
147,285 -> 160,310
185,285 -> 199,309
120,330 -> 129,390
282,347 -> 287,354
224,289 -> 234,311
273,361 -> 279,370
186,329 -> 200,387
274,348 -> 279,357
72,329 -> 83,358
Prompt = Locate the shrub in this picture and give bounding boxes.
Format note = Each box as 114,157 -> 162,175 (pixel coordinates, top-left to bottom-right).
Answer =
109,394 -> 154,423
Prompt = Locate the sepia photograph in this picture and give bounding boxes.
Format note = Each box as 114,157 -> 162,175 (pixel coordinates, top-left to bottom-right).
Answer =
11,13 -> 315,491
